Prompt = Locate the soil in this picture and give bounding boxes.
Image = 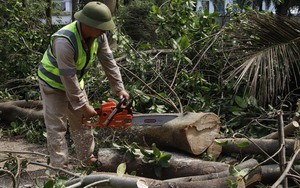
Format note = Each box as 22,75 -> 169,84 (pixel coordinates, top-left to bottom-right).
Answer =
0,137 -> 52,188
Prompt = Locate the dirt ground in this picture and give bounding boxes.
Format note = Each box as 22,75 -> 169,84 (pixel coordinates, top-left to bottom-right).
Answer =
0,137 -> 51,188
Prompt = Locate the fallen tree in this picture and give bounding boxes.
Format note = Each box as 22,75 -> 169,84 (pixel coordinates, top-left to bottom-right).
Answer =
96,148 -> 229,179
0,100 -> 43,125
216,138 -> 295,156
66,158 -> 260,188
65,173 -> 245,188
2,100 -> 300,187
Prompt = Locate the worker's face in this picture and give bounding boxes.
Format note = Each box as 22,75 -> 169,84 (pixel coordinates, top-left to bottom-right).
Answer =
88,27 -> 106,38
82,23 -> 106,38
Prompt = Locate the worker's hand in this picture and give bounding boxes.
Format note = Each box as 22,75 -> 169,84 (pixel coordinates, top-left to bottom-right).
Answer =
81,104 -> 97,119
117,90 -> 129,101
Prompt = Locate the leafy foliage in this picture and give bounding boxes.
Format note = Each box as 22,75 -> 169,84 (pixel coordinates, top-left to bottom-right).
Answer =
1,0 -> 299,163
0,0 -> 59,99
140,143 -> 172,178
113,142 -> 172,178
224,10 -> 300,106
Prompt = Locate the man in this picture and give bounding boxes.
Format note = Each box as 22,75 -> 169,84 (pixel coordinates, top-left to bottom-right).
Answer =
38,1 -> 129,168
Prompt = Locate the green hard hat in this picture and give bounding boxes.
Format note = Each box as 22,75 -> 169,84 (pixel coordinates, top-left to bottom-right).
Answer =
74,1 -> 115,31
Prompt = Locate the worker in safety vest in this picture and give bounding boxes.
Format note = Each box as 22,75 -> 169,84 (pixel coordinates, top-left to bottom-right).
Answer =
38,1 -> 129,168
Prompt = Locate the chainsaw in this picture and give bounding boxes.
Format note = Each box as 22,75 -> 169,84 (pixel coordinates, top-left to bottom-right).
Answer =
83,97 -> 178,128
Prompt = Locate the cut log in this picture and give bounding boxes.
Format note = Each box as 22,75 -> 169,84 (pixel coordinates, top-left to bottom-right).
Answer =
216,138 -> 295,156
97,148 -> 229,179
263,120 -> 299,139
99,112 -> 221,155
66,172 -> 246,188
261,164 -> 300,184
206,140 -> 222,158
166,158 -> 261,187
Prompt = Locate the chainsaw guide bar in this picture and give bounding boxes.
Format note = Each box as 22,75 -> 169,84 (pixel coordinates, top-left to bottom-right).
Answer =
83,98 -> 178,128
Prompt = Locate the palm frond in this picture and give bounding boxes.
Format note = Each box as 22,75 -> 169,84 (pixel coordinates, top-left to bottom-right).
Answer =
225,11 -> 300,105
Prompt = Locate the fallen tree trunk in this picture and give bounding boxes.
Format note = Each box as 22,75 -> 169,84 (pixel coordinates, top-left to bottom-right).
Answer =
0,100 -> 43,125
261,164 -> 300,184
263,120 -> 299,139
217,138 -> 295,156
65,172 -> 246,188
97,148 -> 229,179
166,158 -> 261,187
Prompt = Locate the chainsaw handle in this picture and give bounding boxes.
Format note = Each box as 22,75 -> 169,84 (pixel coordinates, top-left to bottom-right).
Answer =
116,97 -> 126,110
82,108 -> 101,127
102,97 -> 126,126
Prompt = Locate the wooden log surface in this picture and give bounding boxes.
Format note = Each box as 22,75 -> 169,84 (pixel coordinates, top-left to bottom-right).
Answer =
263,120 -> 299,139
66,172 -> 246,188
102,112 -> 221,155
261,164 -> 300,184
97,148 -> 229,179
217,138 -> 295,156
166,158 -> 261,187
0,100 -> 43,124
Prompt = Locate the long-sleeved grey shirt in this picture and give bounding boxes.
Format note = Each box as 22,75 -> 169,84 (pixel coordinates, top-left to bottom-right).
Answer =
52,22 -> 124,110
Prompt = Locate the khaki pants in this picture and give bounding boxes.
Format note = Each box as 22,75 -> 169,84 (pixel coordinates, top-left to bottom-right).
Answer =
39,80 -> 95,167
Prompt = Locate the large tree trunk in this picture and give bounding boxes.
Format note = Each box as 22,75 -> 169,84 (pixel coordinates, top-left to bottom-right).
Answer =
97,148 -> 229,179
0,100 -> 43,125
96,113 -> 220,155
104,112 -> 221,155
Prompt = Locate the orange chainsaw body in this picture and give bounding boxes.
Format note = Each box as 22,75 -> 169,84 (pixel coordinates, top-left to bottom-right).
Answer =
88,100 -> 133,128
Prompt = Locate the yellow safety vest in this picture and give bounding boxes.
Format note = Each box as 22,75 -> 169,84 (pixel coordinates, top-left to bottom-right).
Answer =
38,21 -> 98,90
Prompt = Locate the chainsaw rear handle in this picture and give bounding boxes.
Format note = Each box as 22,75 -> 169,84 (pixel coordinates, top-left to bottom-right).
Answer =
82,97 -> 128,127
81,108 -> 101,127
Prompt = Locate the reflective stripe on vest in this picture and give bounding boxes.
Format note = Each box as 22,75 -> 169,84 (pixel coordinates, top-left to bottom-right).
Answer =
38,21 -> 99,90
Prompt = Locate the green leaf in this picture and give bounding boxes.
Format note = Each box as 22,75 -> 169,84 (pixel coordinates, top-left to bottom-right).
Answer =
238,168 -> 250,177
117,162 -> 126,176
112,142 -> 121,149
234,96 -> 248,109
228,106 -> 243,113
236,141 -> 250,148
215,140 -> 228,146
229,165 -> 239,176
158,154 -> 171,168
179,35 -> 190,49
151,143 -> 161,157
43,180 -> 54,188
140,147 -> 147,155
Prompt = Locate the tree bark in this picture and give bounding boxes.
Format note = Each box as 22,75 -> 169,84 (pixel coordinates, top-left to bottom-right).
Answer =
0,100 -> 43,125
46,0 -> 52,25
217,138 -> 295,156
261,164 -> 300,184
66,172 -> 246,188
97,148 -> 229,180
167,158 -> 261,187
109,112 -> 221,155
263,119 -> 299,139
